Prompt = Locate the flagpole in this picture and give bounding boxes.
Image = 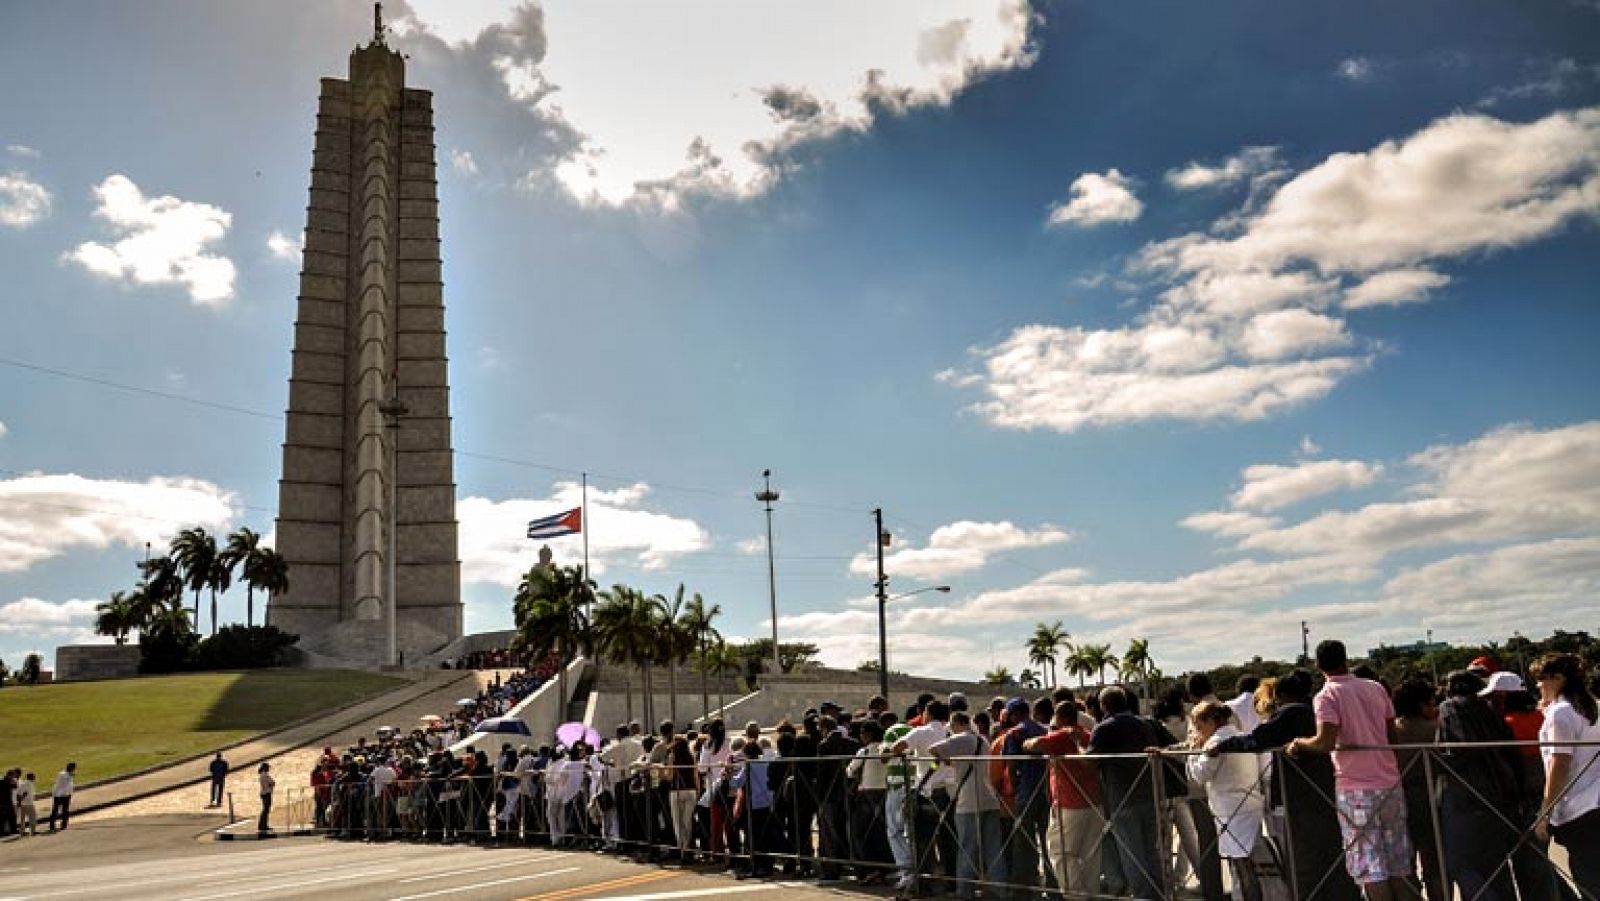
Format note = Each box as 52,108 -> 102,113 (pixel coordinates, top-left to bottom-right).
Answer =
581,472 -> 590,582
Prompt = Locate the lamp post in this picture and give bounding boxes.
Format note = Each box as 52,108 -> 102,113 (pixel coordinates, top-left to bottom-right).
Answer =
380,396 -> 409,669
878,583 -> 951,701
756,469 -> 781,678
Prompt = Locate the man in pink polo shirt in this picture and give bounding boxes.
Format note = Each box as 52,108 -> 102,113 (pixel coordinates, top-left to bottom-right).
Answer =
1290,640 -> 1411,901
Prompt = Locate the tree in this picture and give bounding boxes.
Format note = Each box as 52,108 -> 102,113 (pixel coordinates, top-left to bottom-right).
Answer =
0,656 -> 8,687
983,665 -> 1013,686
222,527 -> 284,629
170,527 -> 219,634
1122,637 -> 1152,698
654,585 -> 697,724
1079,643 -> 1118,687
1028,621 -> 1070,688
95,591 -> 137,645
1019,668 -> 1042,690
680,591 -> 722,721
513,563 -> 594,717
19,653 -> 43,685
738,639 -> 820,675
253,547 -> 290,623
698,638 -> 741,714
593,585 -> 664,725
1065,646 -> 1095,689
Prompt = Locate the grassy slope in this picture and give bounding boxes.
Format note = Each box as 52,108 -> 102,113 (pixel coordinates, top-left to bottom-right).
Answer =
3,669 -> 405,785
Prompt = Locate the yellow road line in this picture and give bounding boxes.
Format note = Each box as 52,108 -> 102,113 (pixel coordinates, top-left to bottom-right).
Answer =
516,868 -> 677,901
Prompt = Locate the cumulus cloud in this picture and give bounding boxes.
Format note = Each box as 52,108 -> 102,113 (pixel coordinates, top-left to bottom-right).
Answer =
400,0 -> 1036,209
1046,169 -> 1143,227
1180,510 -> 1280,538
1381,537 -> 1600,636
0,171 -> 51,228
63,174 -> 236,305
848,520 -> 1070,581
458,480 -> 709,587
1165,146 -> 1283,191
265,229 -> 302,261
0,597 -> 98,632
450,148 -> 480,177
1337,57 -> 1376,82
945,107 -> 1600,432
0,472 -> 237,573
1231,459 -> 1383,511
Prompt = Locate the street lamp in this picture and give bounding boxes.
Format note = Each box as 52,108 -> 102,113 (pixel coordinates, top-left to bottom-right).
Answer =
878,584 -> 950,699
756,469 -> 781,678
380,396 -> 409,669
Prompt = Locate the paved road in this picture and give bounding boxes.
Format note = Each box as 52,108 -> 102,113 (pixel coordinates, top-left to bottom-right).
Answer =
0,816 -> 882,901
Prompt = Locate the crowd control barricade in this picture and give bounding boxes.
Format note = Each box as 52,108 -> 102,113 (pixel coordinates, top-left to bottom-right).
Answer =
243,740 -> 1600,901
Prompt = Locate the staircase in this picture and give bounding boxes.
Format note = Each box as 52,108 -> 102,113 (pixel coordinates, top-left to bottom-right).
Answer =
562,664 -> 596,725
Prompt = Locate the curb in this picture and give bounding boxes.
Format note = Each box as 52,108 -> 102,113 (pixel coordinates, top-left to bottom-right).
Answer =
215,822 -> 319,841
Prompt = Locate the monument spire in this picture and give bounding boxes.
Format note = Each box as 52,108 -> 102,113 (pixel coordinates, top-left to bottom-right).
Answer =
373,2 -> 386,46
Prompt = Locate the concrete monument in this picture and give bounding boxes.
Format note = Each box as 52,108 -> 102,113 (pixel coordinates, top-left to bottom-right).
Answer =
267,9 -> 461,667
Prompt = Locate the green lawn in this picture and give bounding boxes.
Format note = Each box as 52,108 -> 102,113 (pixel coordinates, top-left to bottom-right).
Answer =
3,669 -> 406,785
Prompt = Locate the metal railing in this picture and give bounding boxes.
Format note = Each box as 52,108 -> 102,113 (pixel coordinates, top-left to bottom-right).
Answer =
241,740 -> 1600,901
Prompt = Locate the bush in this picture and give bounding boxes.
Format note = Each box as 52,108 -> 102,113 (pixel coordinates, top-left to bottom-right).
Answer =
140,623 -> 199,674
192,625 -> 300,670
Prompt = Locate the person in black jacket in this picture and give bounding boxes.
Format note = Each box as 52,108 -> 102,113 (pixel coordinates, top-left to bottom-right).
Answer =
815,716 -> 863,881
1435,670 -> 1524,901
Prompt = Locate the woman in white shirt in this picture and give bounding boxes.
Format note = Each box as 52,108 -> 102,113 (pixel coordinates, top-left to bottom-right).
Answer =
1532,654 -> 1600,899
257,763 -> 276,834
1187,701 -> 1266,901
697,720 -> 734,860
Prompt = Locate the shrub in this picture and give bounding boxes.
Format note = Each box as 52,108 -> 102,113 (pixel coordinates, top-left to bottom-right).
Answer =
192,625 -> 300,670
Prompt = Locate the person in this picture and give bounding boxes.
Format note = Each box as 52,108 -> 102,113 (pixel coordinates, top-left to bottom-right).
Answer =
1,768 -> 16,837
1182,674 -> 1229,901
47,762 -> 75,832
16,772 -> 38,836
1391,678 -> 1445,901
730,738 -> 774,879
1023,700 -> 1102,899
697,719 -> 734,862
931,711 -> 1007,900
894,698 -> 958,895
1532,654 -> 1600,899
847,718 -> 894,886
208,751 -> 229,808
1002,696 -> 1051,896
257,762 -> 275,834
1499,685 -> 1566,901
1290,640 -> 1411,901
1231,675 -> 1264,733
1435,669 -> 1524,901
1187,701 -> 1267,901
881,711 -> 919,895
1089,686 -> 1165,900
815,715 -> 862,880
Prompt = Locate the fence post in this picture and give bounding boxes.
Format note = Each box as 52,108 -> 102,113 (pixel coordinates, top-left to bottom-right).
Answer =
1152,748 -> 1171,901
1421,749 -> 1450,900
227,790 -> 234,823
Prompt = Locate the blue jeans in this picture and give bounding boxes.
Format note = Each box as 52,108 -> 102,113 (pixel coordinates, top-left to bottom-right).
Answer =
955,810 -> 1008,899
887,786 -> 914,881
1109,804 -> 1164,900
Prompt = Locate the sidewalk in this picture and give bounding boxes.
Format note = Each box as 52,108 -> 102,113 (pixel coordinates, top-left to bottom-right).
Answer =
71,669 -> 478,816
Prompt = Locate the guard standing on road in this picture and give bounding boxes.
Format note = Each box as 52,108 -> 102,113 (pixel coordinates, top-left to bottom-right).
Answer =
209,752 -> 230,808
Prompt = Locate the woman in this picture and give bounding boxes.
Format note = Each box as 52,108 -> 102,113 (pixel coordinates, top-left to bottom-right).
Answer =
698,719 -> 733,862
1532,654 -> 1600,899
1188,701 -> 1267,901
1435,670 -> 1523,901
1156,688 -> 1203,894
1391,678 -> 1445,901
257,762 -> 276,834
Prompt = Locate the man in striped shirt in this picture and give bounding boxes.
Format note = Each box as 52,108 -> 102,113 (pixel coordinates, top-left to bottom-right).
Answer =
883,713 -> 917,894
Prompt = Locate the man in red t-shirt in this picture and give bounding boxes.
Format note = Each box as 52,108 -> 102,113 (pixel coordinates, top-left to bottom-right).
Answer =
1023,701 -> 1102,898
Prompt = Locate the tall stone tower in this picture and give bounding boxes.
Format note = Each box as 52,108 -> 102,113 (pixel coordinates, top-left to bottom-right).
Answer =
268,17 -> 462,667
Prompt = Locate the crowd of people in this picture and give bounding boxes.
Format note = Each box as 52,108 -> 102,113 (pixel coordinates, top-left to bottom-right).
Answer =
276,640 -> 1600,901
1,762 -> 75,837
441,646 -> 561,678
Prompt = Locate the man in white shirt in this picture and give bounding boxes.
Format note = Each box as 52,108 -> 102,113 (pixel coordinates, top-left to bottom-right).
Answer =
1227,675 -> 1263,733
370,758 -> 397,835
16,772 -> 38,836
892,700 -> 957,891
47,762 -> 75,832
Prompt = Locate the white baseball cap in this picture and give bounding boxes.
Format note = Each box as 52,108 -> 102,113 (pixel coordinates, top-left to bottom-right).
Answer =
1480,671 -> 1525,695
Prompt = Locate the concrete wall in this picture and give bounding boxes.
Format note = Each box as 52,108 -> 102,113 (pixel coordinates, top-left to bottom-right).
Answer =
448,656 -> 588,755
54,645 -> 139,682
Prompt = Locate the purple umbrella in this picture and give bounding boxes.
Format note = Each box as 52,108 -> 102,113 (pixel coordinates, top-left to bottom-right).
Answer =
556,721 -> 601,748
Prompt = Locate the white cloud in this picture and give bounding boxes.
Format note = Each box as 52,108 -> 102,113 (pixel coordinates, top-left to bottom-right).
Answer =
0,598 -> 98,632
0,420 -> 8,439
1298,436 -> 1322,456
1479,58 -> 1598,109
450,148 -> 480,177
0,172 -> 51,228
1180,510 -> 1280,538
0,472 -> 237,574
945,107 -> 1600,432
1343,268 -> 1451,309
849,520 -> 1070,581
736,535 -> 767,556
1381,538 -> 1600,636
6,144 -> 41,159
63,174 -> 236,305
1337,57 -> 1375,82
1046,169 -> 1143,227
1165,146 -> 1283,191
1244,421 -> 1600,557
265,229 -> 302,261
1231,459 -> 1383,511
458,480 -> 709,586
402,0 -> 1036,208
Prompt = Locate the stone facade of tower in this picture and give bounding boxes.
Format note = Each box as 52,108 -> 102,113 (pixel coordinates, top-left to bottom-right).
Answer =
267,38 -> 461,667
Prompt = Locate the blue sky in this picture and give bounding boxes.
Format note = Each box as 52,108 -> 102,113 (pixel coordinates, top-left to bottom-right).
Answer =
1,1 -> 1597,679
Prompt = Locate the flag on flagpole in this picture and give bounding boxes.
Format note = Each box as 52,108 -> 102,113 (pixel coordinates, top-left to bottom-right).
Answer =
527,507 -> 582,540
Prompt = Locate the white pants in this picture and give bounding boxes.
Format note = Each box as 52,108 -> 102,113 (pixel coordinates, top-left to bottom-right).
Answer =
547,794 -> 570,842
669,788 -> 697,853
498,788 -> 520,823
1047,806 -> 1102,898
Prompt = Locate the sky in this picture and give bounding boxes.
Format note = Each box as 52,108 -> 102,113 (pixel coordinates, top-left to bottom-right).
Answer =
1,1 -> 1598,681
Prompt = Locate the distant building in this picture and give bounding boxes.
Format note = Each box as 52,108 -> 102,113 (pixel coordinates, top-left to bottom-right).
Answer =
1367,640 -> 1450,658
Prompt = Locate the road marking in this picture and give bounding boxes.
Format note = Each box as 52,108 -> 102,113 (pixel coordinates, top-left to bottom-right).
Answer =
517,870 -> 676,901
175,868 -> 398,901
388,866 -> 580,901
395,853 -> 567,882
585,885 -> 791,901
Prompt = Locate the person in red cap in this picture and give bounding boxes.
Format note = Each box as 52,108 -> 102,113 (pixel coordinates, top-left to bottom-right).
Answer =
1469,656 -> 1499,676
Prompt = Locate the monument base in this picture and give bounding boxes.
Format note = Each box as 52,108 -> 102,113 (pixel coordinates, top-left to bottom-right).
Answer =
268,602 -> 461,669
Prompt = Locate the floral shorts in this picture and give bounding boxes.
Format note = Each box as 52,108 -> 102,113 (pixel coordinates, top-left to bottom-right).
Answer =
1336,787 -> 1412,884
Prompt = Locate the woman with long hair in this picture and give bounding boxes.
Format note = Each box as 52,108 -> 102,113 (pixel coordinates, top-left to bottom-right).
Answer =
1531,654 -> 1600,898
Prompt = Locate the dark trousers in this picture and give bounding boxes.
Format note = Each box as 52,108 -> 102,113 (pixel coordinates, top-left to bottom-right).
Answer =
0,801 -> 15,836
1186,797 -> 1227,901
746,806 -> 774,875
1012,794 -> 1051,893
818,792 -> 851,877
210,778 -> 225,806
1441,793 -> 1518,901
257,793 -> 272,832
48,796 -> 71,831
854,789 -> 894,869
1554,807 -> 1600,901
1109,803 -> 1164,901
915,789 -> 960,885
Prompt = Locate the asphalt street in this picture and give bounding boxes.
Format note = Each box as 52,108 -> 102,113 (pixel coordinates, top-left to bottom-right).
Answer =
0,815 -> 880,901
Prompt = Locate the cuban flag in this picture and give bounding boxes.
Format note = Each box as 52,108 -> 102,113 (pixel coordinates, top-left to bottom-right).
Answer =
527,507 -> 582,540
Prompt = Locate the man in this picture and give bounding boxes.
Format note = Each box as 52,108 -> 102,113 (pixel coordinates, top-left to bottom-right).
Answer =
599,725 -> 644,846
1290,640 -> 1411,901
16,772 -> 38,837
815,715 -> 862,881
882,711 -> 918,895
1024,701 -> 1103,898
1003,697 -> 1052,895
1088,688 -> 1165,900
369,755 -> 398,837
1229,675 -> 1263,733
1183,674 -> 1230,901
47,762 -> 75,832
894,699 -> 958,894
0,768 -> 17,837
931,711 -> 1007,900
731,739 -> 775,878
208,752 -> 229,808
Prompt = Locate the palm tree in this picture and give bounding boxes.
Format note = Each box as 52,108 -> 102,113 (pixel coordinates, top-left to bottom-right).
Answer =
1019,668 -> 1042,690
1079,643 -> 1117,688
983,665 -> 1013,686
593,585 -> 664,725
137,556 -> 189,632
1065,645 -> 1095,689
680,592 -> 722,721
95,591 -> 137,645
699,638 -> 741,715
653,585 -> 697,724
1028,621 -> 1070,688
253,547 -> 290,623
513,563 -> 595,716
221,527 -> 272,628
170,527 -> 218,634
1122,637 -> 1153,698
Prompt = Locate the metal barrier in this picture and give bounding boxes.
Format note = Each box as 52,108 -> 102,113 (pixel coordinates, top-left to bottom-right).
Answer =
241,738 -> 1600,901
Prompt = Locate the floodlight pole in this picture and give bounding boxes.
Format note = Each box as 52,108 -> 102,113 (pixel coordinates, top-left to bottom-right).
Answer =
757,470 -> 781,678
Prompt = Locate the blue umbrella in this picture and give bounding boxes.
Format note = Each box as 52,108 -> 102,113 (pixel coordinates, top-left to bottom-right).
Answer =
473,716 -> 533,736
